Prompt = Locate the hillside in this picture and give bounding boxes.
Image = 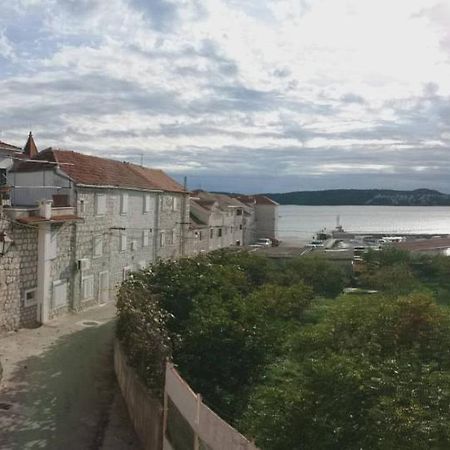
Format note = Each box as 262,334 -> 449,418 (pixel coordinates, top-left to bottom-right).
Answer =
263,189 -> 450,206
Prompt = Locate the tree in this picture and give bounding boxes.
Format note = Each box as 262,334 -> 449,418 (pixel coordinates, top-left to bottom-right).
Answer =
241,293 -> 450,450
174,283 -> 314,422
273,256 -> 346,298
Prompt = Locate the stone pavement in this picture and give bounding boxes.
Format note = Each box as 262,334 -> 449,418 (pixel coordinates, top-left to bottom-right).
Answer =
0,303 -> 141,450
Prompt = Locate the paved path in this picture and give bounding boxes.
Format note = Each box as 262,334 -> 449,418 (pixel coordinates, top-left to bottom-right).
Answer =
0,303 -> 141,450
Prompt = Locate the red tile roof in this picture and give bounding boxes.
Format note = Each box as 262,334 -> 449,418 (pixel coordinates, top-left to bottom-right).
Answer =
13,148 -> 186,193
0,140 -> 22,153
236,195 -> 278,206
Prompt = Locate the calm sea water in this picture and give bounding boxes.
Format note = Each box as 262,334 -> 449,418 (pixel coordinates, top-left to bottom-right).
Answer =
278,205 -> 450,245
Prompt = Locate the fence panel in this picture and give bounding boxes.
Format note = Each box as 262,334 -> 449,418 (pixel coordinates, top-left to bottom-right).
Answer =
164,363 -> 259,450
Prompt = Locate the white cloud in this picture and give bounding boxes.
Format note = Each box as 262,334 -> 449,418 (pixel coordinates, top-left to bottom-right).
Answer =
0,0 -> 450,192
0,30 -> 15,61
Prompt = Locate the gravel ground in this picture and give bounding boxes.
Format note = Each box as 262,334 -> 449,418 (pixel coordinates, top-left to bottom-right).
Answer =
0,303 -> 141,450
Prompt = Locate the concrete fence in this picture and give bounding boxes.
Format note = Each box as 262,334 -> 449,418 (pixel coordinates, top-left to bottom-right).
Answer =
114,341 -> 259,450
114,340 -> 164,450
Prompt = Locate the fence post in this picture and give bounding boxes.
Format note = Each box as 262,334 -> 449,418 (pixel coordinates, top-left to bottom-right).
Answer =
194,393 -> 202,450
162,360 -> 169,449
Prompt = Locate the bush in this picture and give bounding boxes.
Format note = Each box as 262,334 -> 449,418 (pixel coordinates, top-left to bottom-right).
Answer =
116,278 -> 172,397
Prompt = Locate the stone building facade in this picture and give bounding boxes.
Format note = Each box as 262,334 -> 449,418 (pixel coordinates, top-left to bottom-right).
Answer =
0,140 -> 275,333
0,218 -> 38,333
187,191 -> 246,256
0,148 -> 189,332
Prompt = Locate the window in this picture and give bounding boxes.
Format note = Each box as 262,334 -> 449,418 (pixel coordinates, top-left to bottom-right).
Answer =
198,231 -> 202,241
167,230 -> 174,245
236,209 -> 243,216
210,228 -> 213,239
123,266 -> 132,281
52,280 -> 68,308
93,236 -> 103,257
82,275 -> 94,301
161,195 -> 176,211
95,193 -> 106,215
143,194 -> 151,213
24,288 -> 37,307
172,196 -> 178,211
120,193 -> 128,215
79,199 -> 86,215
218,228 -> 222,238
239,224 -> 243,230
120,232 -> 127,252
142,230 -> 149,247
160,231 -> 165,247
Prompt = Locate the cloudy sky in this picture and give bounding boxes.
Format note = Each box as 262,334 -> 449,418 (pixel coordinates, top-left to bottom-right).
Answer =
1,0 -> 450,193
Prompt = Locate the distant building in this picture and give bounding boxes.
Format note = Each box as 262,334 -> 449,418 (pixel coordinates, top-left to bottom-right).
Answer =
235,195 -> 279,241
187,191 -> 245,255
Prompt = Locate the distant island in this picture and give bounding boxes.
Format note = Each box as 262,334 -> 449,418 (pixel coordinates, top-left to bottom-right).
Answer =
263,189 -> 450,206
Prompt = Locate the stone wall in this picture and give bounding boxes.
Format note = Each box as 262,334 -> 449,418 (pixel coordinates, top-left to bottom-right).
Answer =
73,187 -> 159,310
49,222 -> 76,319
0,219 -> 38,333
157,192 -> 189,260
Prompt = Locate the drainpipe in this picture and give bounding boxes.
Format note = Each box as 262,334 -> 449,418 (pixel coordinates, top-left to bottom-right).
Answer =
153,193 -> 160,262
36,200 -> 52,324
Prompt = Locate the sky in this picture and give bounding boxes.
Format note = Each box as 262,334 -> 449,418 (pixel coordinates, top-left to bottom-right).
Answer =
0,0 -> 450,193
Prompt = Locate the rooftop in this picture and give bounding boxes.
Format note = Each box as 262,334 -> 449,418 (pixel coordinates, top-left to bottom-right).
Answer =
12,148 -> 186,193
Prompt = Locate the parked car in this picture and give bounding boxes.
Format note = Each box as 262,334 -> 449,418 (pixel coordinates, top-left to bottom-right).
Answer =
251,238 -> 273,248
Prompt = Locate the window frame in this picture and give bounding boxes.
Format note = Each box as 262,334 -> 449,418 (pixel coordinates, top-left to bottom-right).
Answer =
23,287 -> 37,307
93,235 -> 103,258
95,193 -> 106,216
81,275 -> 95,301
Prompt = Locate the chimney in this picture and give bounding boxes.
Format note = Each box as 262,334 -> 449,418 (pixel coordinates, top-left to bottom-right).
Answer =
39,200 -> 52,220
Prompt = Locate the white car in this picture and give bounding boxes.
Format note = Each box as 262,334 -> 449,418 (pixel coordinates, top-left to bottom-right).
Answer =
251,238 -> 272,248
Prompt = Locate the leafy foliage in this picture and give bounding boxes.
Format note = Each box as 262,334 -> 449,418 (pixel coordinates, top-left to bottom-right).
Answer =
240,293 -> 450,450
273,255 -> 347,297
116,247 -> 450,449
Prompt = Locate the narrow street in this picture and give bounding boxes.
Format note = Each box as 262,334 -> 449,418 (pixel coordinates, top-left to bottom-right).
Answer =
0,303 -> 141,450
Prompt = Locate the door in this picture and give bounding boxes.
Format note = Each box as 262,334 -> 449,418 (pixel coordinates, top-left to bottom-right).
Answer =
99,271 -> 109,303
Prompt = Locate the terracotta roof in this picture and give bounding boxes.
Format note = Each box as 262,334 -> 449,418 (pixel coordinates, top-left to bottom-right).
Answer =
195,199 -> 216,210
190,213 -> 208,228
236,195 -> 278,206
17,214 -> 83,225
13,148 -> 186,193
127,164 -> 185,193
192,190 -> 246,211
0,140 -> 21,152
23,132 -> 38,158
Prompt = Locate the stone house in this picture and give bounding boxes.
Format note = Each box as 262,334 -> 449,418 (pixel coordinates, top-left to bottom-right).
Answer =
187,191 -> 246,255
235,195 -> 279,241
1,147 -> 189,330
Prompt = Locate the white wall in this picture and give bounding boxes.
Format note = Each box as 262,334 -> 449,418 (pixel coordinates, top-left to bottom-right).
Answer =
9,170 -> 73,206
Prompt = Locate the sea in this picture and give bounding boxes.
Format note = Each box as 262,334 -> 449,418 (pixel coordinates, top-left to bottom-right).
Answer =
278,205 -> 450,245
